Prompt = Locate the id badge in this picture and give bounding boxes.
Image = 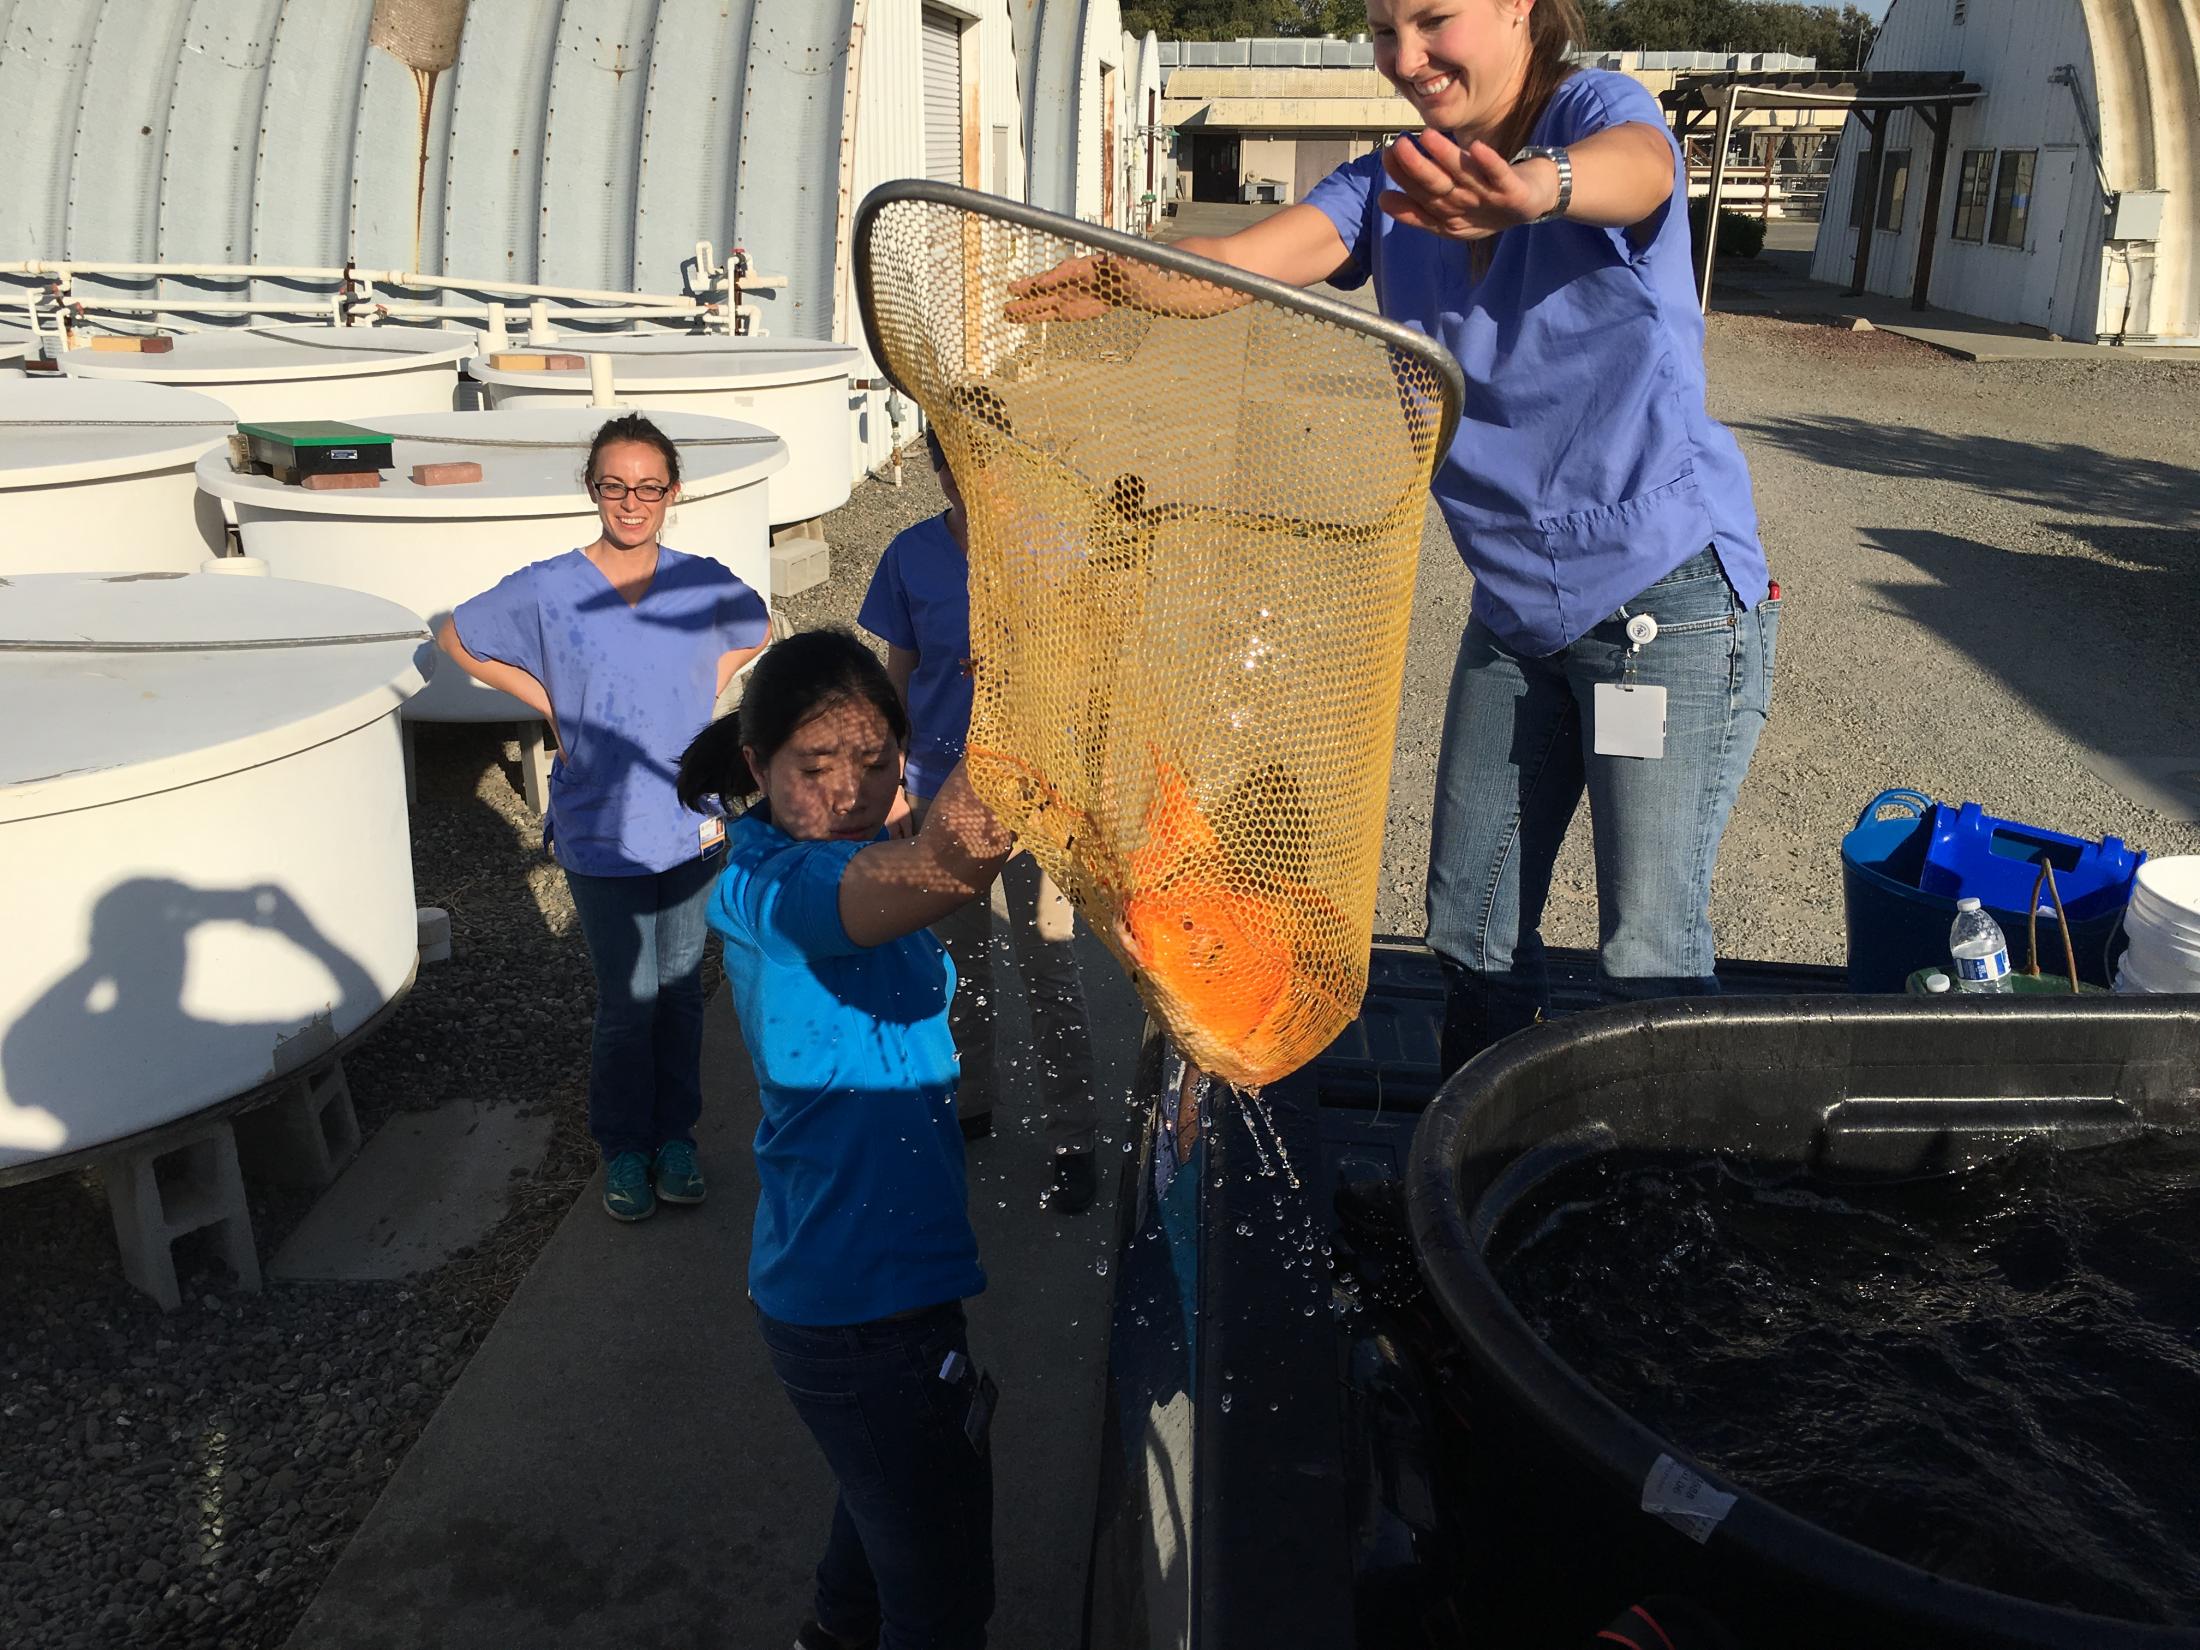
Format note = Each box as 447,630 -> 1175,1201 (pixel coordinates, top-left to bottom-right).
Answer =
699,815 -> 726,852
1593,682 -> 1667,759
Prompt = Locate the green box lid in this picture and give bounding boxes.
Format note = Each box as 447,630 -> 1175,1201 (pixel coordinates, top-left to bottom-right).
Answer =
238,420 -> 391,447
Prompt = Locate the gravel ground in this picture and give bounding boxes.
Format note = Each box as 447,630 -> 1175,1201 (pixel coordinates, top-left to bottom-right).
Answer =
4,284 -> 2196,1648
0,733 -> 604,1650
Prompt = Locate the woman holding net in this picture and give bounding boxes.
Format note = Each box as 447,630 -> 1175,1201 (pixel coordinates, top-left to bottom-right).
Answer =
1014,0 -> 1778,1072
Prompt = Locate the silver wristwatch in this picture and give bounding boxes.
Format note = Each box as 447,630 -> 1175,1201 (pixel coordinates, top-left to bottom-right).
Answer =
1511,144 -> 1573,223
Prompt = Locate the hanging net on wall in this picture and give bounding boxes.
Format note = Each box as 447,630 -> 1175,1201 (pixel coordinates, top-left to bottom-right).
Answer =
854,181 -> 1462,1090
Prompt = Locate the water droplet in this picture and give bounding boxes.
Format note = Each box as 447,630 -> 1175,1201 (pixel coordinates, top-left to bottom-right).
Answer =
1093,1257 -> 1110,1276
1219,1392 -> 1234,1412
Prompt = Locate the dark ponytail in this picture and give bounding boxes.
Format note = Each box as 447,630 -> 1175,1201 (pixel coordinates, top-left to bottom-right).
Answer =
585,413 -> 682,487
677,627 -> 909,813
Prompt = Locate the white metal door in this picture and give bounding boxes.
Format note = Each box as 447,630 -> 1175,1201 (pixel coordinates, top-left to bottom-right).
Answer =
2021,149 -> 2079,330
921,9 -> 964,186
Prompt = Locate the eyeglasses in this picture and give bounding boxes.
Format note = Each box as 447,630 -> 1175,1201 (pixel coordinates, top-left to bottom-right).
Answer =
592,479 -> 671,502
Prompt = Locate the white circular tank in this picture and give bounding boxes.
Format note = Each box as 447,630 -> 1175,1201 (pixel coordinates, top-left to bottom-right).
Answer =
0,569 -> 429,1174
194,406 -> 787,721
0,381 -> 234,574
472,335 -> 857,524
58,324 -> 473,424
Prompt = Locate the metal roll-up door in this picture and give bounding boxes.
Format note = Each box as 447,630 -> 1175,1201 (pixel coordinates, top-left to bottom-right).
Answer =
922,9 -> 964,186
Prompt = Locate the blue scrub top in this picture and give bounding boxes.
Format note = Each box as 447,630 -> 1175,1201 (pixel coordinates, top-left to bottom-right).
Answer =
453,547 -> 767,875
1304,69 -> 1769,656
708,807 -> 987,1326
857,513 -> 973,802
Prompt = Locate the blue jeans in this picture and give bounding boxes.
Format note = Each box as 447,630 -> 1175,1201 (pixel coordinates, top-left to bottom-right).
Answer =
563,851 -> 721,1161
756,1301 -> 995,1650
1425,550 -> 1780,1069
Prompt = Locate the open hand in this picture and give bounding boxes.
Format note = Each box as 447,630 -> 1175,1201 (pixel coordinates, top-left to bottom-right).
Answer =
1004,254 -> 1117,323
1378,130 -> 1556,240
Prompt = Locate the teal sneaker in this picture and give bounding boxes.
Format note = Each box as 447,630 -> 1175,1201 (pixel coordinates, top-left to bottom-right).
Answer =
654,1140 -> 706,1205
602,1151 -> 656,1222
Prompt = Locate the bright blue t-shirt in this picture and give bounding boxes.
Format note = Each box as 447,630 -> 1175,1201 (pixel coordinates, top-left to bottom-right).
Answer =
856,513 -> 972,801
453,547 -> 767,876
707,806 -> 987,1326
1304,70 -> 1769,656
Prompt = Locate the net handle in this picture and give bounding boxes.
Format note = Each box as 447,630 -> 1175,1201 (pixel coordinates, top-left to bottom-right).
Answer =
850,178 -> 1466,461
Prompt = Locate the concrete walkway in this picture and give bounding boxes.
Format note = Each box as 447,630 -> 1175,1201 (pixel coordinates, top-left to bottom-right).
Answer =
287,920 -> 1149,1650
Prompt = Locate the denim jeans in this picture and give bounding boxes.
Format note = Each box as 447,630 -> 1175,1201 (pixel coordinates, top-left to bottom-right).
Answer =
1425,550 -> 1780,1070
911,798 -> 1097,1154
562,850 -> 721,1161
756,1300 -> 995,1650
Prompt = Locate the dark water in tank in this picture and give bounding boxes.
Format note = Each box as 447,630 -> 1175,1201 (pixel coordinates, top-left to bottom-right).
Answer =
1489,1130 -> 2200,1627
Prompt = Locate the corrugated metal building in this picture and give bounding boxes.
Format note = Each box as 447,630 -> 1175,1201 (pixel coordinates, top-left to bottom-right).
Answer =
0,0 -> 1143,479
1807,0 -> 2196,343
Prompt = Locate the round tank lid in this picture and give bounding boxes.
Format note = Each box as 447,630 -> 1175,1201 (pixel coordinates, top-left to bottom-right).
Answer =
0,380 -> 235,487
57,324 -> 475,386
0,570 -> 430,822
472,334 -> 860,392
194,405 -> 787,519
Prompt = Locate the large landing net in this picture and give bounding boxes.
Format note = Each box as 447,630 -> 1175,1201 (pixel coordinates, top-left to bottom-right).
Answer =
855,183 -> 1461,1089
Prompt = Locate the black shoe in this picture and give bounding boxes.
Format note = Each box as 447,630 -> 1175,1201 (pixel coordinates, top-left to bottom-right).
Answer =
1051,1149 -> 1096,1215
959,1109 -> 994,1142
793,1621 -> 877,1650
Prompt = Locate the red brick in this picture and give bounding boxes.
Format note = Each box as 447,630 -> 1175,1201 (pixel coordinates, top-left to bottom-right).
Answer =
410,461 -> 483,487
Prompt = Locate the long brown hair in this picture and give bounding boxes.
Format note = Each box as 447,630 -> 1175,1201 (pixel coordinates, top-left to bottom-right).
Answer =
1476,0 -> 1587,275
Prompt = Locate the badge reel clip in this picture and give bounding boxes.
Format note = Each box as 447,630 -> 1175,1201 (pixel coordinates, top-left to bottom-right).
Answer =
1594,610 -> 1667,759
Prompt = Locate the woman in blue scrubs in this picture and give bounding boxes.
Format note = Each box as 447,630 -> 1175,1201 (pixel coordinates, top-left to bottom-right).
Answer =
1018,0 -> 1779,1070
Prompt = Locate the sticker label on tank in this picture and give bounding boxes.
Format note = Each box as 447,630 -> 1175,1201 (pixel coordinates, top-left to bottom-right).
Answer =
1641,1454 -> 1737,1544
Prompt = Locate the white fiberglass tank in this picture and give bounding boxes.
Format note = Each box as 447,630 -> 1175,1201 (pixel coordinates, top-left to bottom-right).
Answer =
0,569 -> 429,1175
473,335 -> 857,524
195,406 -> 787,721
58,324 -> 472,424
0,381 -> 234,574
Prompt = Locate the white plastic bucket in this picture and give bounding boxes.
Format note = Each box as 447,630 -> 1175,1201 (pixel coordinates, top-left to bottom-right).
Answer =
2116,856 -> 2200,992
2116,857 -> 2200,992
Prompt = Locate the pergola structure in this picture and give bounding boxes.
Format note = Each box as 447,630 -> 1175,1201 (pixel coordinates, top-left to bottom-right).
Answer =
1660,70 -> 1983,313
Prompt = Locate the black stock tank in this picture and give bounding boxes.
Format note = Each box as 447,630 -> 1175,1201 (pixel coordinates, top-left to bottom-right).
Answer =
1406,995 -> 2200,1650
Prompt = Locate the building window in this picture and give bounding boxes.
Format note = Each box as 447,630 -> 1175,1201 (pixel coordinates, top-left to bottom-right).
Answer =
1989,149 -> 2037,247
1951,149 -> 1993,240
1875,149 -> 1912,231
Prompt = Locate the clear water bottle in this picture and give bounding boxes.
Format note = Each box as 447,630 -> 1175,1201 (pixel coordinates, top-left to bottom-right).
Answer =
1949,897 -> 2013,993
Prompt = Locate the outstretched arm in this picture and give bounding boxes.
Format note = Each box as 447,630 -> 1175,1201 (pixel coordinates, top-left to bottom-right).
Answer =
1004,203 -> 1354,323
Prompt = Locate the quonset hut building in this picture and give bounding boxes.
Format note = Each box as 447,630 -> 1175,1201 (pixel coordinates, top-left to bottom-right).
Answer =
0,0 -> 1161,476
1807,0 -> 2196,343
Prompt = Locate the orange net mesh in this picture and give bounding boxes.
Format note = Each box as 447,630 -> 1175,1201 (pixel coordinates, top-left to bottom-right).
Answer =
857,186 -> 1457,1089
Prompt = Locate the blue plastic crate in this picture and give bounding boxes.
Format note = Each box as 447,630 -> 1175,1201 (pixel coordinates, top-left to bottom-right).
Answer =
1919,800 -> 2143,920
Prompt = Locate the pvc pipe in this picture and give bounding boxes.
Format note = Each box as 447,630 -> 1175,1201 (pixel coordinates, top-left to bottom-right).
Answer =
484,303 -> 510,350
526,301 -> 557,346
43,298 -> 712,323
588,353 -> 617,407
0,258 -> 717,310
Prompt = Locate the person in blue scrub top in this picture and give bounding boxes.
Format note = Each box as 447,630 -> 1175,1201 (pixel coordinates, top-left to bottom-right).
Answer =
859,425 -> 1101,1215
437,414 -> 768,1222
1013,0 -> 1780,1072
676,628 -> 1011,1650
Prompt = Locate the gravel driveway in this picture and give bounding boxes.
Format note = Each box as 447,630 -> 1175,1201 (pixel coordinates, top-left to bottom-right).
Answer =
3,271 -> 2195,1649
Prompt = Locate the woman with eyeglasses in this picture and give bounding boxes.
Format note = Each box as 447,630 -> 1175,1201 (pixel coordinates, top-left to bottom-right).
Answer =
437,413 -> 769,1223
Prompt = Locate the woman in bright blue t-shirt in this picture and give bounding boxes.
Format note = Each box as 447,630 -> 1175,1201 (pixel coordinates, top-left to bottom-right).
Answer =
676,627 -> 1011,1650
438,415 -> 768,1223
1015,0 -> 1780,1073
